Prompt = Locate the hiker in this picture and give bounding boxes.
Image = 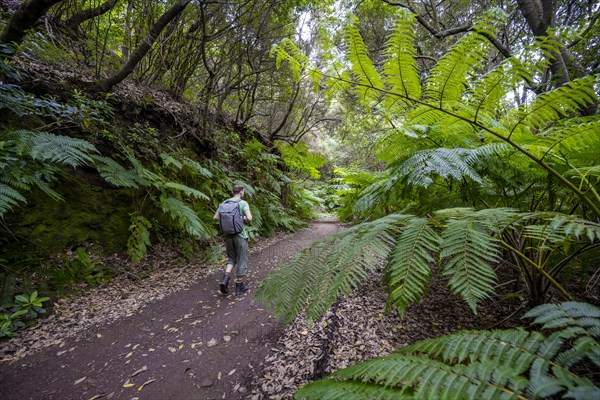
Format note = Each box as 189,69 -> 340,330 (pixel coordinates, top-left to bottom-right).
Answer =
214,184 -> 253,295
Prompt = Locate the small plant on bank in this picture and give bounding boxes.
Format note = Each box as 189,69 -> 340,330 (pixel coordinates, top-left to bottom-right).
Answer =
13,291 -> 50,319
0,309 -> 27,338
0,291 -> 50,338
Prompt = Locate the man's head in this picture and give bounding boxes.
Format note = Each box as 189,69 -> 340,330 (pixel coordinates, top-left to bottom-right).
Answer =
233,184 -> 245,198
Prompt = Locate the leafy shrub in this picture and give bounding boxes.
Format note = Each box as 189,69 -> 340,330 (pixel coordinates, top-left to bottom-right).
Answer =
0,291 -> 50,338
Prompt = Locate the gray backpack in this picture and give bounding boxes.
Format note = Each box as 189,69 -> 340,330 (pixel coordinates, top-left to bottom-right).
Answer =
218,199 -> 244,235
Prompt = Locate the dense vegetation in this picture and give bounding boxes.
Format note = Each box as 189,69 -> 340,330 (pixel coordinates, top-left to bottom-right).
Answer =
0,0 -> 599,398
0,0 -> 325,314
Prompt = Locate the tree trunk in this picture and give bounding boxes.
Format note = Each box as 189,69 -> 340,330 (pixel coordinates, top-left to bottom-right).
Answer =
0,0 -> 63,50
66,0 -> 119,31
516,0 -> 570,86
97,0 -> 190,92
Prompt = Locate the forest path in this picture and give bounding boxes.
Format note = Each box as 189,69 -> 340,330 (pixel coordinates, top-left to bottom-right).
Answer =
0,220 -> 345,400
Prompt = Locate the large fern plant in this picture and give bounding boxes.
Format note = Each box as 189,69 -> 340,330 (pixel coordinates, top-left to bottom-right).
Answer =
257,208 -> 600,322
271,9 -> 600,217
0,130 -> 99,216
296,301 -> 600,399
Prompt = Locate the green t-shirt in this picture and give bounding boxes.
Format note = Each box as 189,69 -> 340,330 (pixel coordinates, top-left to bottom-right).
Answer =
219,198 -> 250,239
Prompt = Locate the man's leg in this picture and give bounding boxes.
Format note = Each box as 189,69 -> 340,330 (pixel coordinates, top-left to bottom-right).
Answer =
233,236 -> 249,295
220,235 -> 237,294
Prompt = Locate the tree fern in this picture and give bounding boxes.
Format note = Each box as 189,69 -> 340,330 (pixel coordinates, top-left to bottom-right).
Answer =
296,302 -> 600,400
270,10 -> 600,216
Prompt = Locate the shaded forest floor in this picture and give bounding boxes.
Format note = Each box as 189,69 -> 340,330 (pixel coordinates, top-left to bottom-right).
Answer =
0,219 -> 526,400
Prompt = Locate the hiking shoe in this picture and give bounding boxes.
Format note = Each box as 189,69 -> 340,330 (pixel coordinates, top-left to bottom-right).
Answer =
235,282 -> 249,295
220,274 -> 230,294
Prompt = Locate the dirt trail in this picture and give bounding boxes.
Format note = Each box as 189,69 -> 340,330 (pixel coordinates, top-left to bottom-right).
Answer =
0,220 -> 344,400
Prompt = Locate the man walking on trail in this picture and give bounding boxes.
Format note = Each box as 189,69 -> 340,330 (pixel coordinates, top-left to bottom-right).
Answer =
214,184 -> 253,295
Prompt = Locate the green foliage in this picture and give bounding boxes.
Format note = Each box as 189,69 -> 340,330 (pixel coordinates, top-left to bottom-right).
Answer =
0,309 -> 27,338
49,248 -> 108,288
127,213 -> 152,262
0,130 -> 100,216
296,301 -> 600,400
1,291 -> 50,338
271,10 -> 600,217
258,208 -> 600,323
13,291 -> 50,319
278,142 -> 327,179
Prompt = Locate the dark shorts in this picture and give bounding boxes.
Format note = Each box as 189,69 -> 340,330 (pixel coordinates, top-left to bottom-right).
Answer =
225,235 -> 249,278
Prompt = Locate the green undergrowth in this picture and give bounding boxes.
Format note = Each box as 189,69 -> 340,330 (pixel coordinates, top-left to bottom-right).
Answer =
0,62 -> 321,301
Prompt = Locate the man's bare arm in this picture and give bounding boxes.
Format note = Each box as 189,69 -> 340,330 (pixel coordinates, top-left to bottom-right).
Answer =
244,209 -> 252,222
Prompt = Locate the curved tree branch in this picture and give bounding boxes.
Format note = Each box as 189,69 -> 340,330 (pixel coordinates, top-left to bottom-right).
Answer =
0,0 -> 63,53
98,0 -> 190,91
65,0 -> 119,30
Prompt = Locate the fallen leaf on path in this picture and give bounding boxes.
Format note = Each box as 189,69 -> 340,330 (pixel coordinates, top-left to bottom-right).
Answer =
74,377 -> 86,385
122,379 -> 135,388
178,344 -> 184,349
87,394 -> 107,400
228,369 -> 236,376
129,366 -> 147,378
125,352 -> 133,358
217,371 -> 222,380
138,378 -> 157,391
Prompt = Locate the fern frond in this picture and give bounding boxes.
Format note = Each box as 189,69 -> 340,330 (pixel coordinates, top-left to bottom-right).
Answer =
509,75 -> 598,132
394,148 -> 485,188
182,157 -> 213,178
163,182 -> 209,200
271,38 -> 311,81
93,155 -> 141,188
33,178 -> 63,202
160,152 -> 183,169
295,376 -> 412,399
386,217 -> 441,315
257,214 -> 407,323
0,183 -> 27,216
549,215 -> 600,243
425,28 -> 492,105
158,196 -> 211,238
127,213 -> 152,262
344,17 -> 384,106
524,302 -> 600,337
297,302 -> 600,400
12,130 -> 98,167
305,215 -> 402,322
471,60 -> 517,119
383,9 -> 420,111
440,217 -> 501,312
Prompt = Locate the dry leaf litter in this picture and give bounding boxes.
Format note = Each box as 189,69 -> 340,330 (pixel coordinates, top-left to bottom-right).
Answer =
251,264 -> 520,399
0,232 -> 295,362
